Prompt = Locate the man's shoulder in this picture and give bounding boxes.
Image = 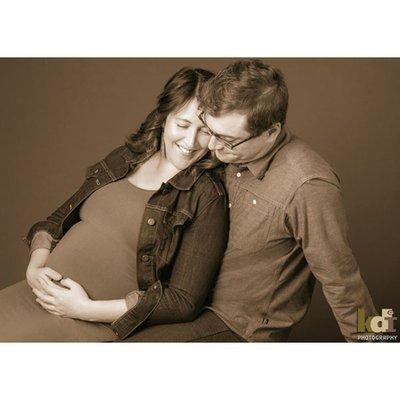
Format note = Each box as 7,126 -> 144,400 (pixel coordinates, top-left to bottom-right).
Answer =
272,134 -> 340,184
258,134 -> 341,207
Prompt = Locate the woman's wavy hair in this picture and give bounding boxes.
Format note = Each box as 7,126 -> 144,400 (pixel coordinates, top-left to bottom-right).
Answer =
125,67 -> 221,170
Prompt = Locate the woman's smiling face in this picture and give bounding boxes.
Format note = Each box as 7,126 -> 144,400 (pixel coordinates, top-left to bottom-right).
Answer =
162,98 -> 211,171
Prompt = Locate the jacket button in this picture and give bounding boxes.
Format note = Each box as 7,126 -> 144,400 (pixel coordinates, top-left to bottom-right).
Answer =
147,218 -> 156,226
141,254 -> 150,262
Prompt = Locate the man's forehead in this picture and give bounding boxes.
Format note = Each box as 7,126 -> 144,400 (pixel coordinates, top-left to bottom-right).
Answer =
204,111 -> 249,138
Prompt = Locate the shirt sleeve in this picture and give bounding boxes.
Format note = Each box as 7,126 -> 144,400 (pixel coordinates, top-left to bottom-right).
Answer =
29,230 -> 54,255
285,178 -> 377,342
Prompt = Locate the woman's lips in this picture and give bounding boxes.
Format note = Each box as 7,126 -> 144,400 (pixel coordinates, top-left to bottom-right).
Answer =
176,143 -> 198,156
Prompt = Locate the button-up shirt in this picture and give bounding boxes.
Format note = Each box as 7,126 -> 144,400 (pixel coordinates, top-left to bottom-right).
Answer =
207,128 -> 377,341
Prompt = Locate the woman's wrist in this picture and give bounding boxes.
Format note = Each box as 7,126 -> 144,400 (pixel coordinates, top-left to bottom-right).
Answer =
28,248 -> 50,269
81,299 -> 128,323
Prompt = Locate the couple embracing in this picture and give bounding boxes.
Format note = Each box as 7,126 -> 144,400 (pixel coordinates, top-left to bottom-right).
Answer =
0,59 -> 376,342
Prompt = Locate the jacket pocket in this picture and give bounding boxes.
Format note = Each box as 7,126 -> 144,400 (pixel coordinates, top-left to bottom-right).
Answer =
157,210 -> 191,265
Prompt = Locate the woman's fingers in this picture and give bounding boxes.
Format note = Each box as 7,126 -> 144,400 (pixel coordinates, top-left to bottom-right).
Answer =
39,273 -> 62,289
46,309 -> 63,317
32,288 -> 55,305
38,276 -> 62,296
42,266 -> 63,281
26,278 -> 42,292
59,277 -> 76,289
36,297 -> 57,312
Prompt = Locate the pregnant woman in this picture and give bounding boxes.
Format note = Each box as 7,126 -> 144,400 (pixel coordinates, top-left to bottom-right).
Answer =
0,67 -> 229,342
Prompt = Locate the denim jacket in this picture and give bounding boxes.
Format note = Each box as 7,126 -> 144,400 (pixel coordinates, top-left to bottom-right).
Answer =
22,144 -> 229,340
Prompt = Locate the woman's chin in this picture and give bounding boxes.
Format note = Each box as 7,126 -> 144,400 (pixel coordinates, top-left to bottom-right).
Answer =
171,151 -> 207,170
173,158 -> 198,170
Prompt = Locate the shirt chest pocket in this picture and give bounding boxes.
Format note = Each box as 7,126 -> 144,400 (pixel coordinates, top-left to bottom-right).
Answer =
227,189 -> 276,252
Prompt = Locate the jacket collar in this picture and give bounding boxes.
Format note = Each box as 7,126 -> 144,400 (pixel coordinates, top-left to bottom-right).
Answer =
122,143 -> 206,191
244,126 -> 292,180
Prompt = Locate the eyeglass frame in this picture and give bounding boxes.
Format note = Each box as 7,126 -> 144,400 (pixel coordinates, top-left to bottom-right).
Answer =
198,111 -> 257,150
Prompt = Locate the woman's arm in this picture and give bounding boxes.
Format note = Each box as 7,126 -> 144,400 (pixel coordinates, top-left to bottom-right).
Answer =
26,232 -> 64,292
35,179 -> 228,328
109,182 -> 229,339
83,299 -> 128,323
143,192 -> 228,324
82,292 -> 143,323
33,277 -> 142,323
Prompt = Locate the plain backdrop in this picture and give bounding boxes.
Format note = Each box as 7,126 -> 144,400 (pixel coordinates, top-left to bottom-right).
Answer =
0,58 -> 399,341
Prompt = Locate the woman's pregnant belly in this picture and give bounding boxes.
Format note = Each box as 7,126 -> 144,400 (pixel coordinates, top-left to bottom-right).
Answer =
44,220 -> 139,301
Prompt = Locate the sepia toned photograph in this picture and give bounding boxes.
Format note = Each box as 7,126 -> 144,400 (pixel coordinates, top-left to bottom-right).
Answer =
1,58 -> 398,343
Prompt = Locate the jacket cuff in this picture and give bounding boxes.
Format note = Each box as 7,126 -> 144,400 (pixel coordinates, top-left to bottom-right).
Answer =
22,220 -> 61,249
29,231 -> 53,255
111,281 -> 162,340
125,290 -> 145,310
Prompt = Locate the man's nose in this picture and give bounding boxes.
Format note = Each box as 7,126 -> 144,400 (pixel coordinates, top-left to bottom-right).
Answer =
208,135 -> 224,151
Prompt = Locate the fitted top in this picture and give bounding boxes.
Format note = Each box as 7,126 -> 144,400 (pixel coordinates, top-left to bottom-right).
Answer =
44,178 -> 156,301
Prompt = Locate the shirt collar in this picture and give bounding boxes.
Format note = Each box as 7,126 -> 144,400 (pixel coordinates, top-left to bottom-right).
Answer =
243,126 -> 292,180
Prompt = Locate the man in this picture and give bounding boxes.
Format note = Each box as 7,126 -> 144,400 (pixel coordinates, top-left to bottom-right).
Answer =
127,59 -> 376,342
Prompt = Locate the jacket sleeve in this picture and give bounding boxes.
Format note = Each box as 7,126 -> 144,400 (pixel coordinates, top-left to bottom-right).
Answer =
145,192 -> 229,324
22,173 -> 90,252
111,187 -> 229,338
29,230 -> 54,255
285,178 -> 377,341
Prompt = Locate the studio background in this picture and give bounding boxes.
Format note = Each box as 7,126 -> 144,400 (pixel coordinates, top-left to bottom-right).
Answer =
1,58 -> 399,341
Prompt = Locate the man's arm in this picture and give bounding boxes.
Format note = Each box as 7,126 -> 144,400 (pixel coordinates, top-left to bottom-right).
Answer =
286,179 -> 377,341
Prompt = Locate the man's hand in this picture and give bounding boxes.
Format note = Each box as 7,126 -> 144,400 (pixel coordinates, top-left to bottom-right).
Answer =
33,276 -> 92,320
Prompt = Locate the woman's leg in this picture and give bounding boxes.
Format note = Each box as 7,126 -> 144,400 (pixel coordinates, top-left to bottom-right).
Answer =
0,280 -> 117,342
124,309 -> 246,342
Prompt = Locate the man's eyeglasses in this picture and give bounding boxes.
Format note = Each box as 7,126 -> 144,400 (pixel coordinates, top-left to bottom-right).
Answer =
198,111 -> 255,150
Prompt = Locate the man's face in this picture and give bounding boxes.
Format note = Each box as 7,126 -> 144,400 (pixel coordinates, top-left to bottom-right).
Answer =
204,111 -> 278,164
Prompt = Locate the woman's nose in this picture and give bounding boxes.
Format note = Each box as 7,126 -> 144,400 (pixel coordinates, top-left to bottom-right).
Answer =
183,127 -> 199,148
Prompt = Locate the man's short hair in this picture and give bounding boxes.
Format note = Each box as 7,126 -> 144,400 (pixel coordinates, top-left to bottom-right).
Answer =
199,59 -> 289,136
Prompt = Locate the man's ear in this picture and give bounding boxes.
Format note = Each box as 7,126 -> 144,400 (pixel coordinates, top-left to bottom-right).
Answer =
265,123 -> 282,141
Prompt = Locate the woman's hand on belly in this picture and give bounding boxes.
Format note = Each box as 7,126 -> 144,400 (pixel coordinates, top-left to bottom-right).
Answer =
32,275 -> 130,324
32,276 -> 92,320
26,264 -> 63,293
